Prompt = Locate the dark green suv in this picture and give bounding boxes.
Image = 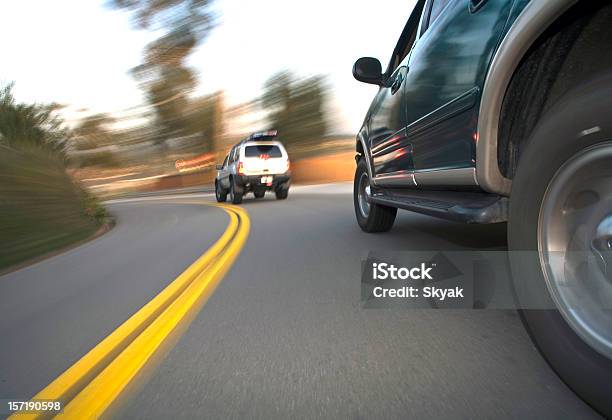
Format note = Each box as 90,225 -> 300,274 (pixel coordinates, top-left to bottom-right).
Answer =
352,0 -> 612,414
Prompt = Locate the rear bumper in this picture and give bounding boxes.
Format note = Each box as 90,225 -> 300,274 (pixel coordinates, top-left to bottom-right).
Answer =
235,173 -> 291,190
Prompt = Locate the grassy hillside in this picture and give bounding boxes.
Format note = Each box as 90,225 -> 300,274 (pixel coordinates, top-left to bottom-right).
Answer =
0,145 -> 107,271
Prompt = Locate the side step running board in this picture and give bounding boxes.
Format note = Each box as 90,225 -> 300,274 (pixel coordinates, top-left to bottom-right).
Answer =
369,189 -> 508,224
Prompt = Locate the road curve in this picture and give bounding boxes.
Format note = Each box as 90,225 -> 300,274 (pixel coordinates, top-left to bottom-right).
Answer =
0,201 -> 230,405
0,184 -> 600,419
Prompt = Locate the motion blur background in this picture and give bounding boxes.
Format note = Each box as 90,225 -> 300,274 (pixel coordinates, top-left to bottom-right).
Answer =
0,0 -> 415,269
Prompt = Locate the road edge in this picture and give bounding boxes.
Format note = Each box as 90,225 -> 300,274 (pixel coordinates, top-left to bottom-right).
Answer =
0,217 -> 116,277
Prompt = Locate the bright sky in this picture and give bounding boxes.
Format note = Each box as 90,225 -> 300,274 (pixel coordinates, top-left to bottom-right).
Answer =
0,0 -> 416,133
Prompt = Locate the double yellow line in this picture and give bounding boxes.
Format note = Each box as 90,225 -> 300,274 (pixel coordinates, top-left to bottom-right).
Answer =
12,202 -> 249,419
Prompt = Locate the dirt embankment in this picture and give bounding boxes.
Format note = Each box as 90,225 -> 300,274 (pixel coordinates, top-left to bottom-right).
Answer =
290,151 -> 355,184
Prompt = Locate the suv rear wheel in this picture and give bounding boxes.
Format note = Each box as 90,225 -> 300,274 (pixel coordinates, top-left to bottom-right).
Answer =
215,181 -> 227,203
275,188 -> 288,200
354,158 -> 396,232
508,75 -> 612,417
229,178 -> 243,204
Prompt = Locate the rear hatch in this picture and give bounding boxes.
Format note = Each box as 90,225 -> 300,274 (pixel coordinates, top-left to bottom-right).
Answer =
242,144 -> 288,175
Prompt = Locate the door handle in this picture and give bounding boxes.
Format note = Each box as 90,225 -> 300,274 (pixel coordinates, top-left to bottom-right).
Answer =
469,0 -> 488,12
391,73 -> 404,94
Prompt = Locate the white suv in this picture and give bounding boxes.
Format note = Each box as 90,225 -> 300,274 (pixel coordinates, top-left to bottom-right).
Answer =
215,131 -> 291,204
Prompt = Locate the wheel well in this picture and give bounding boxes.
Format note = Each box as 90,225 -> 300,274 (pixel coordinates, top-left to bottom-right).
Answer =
497,1 -> 612,179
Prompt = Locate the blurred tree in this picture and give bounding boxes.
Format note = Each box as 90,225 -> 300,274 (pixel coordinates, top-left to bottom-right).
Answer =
108,0 -> 214,48
73,113 -> 116,150
183,93 -> 217,152
142,66 -> 195,143
70,113 -> 122,167
109,0 -> 216,147
0,83 -> 69,156
262,72 -> 327,155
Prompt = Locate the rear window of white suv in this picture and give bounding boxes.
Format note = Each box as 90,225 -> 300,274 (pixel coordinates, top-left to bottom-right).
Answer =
244,145 -> 283,158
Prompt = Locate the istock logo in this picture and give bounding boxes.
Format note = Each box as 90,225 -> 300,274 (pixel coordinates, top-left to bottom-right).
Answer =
372,262 -> 434,281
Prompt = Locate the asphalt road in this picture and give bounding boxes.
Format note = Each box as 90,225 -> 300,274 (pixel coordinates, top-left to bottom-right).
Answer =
0,184 -> 600,419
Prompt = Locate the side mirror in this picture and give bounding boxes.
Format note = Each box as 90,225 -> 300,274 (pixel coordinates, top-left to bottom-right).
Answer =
353,57 -> 383,85
216,164 -> 223,170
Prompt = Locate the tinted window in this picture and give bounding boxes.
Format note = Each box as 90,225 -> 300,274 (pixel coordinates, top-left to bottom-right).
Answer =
245,145 -> 282,158
386,0 -> 425,74
229,147 -> 238,163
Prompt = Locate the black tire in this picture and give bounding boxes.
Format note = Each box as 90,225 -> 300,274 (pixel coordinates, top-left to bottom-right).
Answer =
275,188 -> 288,200
215,180 -> 227,203
508,75 -> 612,417
353,158 -> 396,232
254,191 -> 265,199
229,178 -> 243,204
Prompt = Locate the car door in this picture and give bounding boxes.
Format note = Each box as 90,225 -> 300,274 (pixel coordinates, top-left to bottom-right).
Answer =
220,149 -> 236,189
403,0 -> 515,183
229,145 -> 240,176
218,153 -> 231,189
367,1 -> 424,186
368,62 -> 411,184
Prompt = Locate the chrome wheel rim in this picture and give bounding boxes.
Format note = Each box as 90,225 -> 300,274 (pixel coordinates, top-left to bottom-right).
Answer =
357,172 -> 371,218
538,142 -> 612,360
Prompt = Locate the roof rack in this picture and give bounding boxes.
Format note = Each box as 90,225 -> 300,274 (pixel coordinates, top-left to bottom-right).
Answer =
246,130 -> 278,141
232,130 -> 279,148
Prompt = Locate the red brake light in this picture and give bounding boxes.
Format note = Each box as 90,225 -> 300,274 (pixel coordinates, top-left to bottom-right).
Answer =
237,161 -> 245,175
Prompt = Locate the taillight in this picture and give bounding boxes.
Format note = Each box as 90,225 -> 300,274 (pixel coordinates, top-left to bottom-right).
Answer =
237,161 -> 245,175
286,160 -> 291,172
